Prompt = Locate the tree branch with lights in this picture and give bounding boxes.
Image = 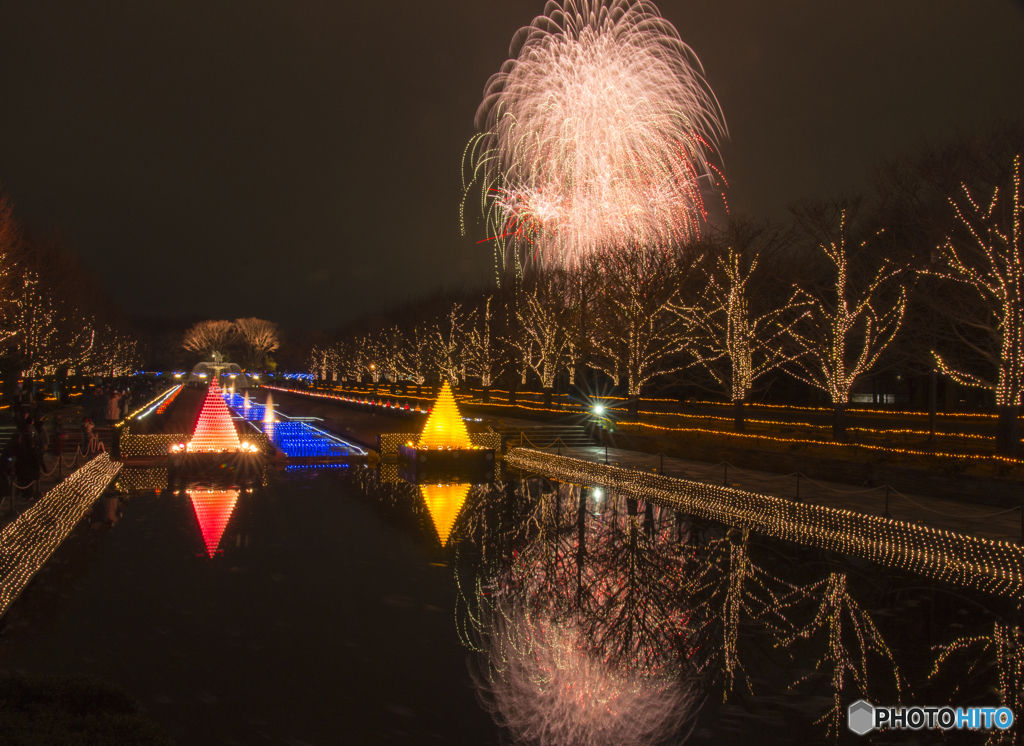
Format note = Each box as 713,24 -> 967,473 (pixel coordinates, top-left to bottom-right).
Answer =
924,154 -> 1024,456
786,204 -> 907,440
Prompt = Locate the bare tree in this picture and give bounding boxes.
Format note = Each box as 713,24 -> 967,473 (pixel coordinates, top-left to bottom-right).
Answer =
465,296 -> 503,400
592,246 -> 695,417
0,191 -> 20,340
307,344 -> 329,380
511,271 -> 568,406
379,326 -> 404,385
398,326 -> 431,386
234,317 -> 280,369
676,224 -> 805,431
431,302 -> 473,388
787,203 -> 907,440
925,154 -> 1024,456
182,319 -> 236,361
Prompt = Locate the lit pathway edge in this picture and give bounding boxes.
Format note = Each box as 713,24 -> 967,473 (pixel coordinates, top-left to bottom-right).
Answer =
0,453 -> 123,618
505,447 -> 1024,596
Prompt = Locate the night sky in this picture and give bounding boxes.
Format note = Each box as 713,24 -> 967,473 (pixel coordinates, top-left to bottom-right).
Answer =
0,1 -> 1022,329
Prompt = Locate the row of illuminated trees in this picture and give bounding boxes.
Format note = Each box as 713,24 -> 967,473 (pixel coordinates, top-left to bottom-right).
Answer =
311,131 -> 1024,455
0,193 -> 142,383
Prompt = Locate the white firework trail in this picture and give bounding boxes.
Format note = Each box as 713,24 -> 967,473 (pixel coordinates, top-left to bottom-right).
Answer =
475,602 -> 700,746
464,0 -> 726,274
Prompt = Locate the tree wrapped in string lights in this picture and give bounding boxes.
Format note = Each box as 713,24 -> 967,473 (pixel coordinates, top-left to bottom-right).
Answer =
687,530 -> 800,697
786,204 -> 907,440
777,572 -> 904,738
592,246 -> 695,416
182,319 -> 236,361
234,317 -> 280,370
511,271 -> 569,406
675,225 -> 806,431
398,326 -> 431,387
464,296 -> 503,399
307,344 -> 330,381
379,326 -> 404,385
925,154 -> 1024,456
929,620 -> 1023,739
431,302 -> 473,388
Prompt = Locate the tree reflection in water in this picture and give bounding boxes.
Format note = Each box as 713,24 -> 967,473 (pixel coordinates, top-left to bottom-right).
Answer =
460,482 -> 704,745
346,467 -> 1021,743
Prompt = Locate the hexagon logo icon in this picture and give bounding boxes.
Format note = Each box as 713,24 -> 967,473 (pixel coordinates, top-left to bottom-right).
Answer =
848,700 -> 875,735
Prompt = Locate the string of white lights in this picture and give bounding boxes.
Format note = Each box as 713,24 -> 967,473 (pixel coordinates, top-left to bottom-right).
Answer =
0,453 -> 122,618
505,447 -> 1024,596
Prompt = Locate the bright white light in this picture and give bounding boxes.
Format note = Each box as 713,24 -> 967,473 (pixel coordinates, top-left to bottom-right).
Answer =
593,487 -> 603,500
468,0 -> 726,269
593,404 -> 605,416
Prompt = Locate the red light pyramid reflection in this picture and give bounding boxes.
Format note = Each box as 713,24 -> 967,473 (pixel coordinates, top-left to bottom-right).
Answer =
188,377 -> 241,452
189,489 -> 239,556
419,483 -> 470,545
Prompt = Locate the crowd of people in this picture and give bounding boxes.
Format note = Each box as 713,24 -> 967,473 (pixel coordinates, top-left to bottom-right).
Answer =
0,378 -> 151,500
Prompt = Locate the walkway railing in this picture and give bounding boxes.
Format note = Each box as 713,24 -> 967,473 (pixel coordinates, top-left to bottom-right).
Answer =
523,441 -> 1024,540
505,447 -> 1024,596
0,453 -> 122,618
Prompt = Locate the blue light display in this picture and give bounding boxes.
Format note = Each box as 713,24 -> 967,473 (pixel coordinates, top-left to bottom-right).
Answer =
222,392 -> 366,458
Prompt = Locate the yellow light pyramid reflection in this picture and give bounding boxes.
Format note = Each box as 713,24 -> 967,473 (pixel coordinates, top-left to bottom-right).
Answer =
417,381 -> 471,450
419,483 -> 470,545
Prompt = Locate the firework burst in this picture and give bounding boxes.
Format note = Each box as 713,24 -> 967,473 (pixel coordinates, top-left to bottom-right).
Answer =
474,600 -> 700,746
464,0 -> 726,274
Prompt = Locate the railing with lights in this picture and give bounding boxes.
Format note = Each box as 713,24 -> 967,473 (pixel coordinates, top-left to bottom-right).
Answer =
504,447 -> 1024,596
0,453 -> 122,618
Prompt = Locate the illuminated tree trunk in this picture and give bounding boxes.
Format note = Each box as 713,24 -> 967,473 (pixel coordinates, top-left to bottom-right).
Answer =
927,369 -> 937,442
733,400 -> 745,432
997,405 -> 1020,457
788,205 -> 906,442
833,402 -> 847,442
926,155 -> 1023,458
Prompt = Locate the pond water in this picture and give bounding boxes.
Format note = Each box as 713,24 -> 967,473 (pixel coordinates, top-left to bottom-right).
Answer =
0,465 -> 1016,745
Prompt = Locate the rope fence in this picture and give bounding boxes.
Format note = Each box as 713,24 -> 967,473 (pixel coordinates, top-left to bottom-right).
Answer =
1,442 -> 109,519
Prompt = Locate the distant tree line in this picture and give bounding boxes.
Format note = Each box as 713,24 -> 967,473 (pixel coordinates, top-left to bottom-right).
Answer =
307,124 -> 1024,456
0,195 -> 141,386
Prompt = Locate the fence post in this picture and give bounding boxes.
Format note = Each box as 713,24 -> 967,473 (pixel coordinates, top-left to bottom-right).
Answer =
604,444 -> 608,465
723,463 -> 728,486
884,485 -> 891,519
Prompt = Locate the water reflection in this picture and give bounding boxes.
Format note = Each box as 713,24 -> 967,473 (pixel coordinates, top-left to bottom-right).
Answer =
188,489 -> 240,557
348,467 -> 1022,742
462,483 -> 703,745
419,484 -> 471,545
